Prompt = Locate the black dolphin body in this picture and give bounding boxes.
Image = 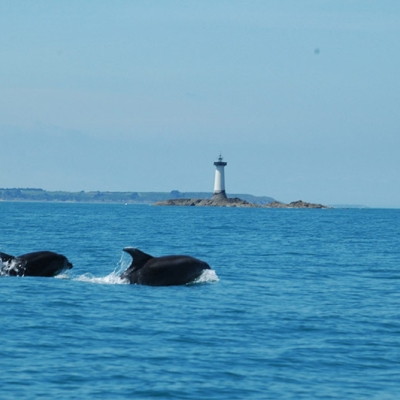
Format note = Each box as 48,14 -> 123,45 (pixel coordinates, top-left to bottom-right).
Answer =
121,247 -> 211,286
0,251 -> 73,277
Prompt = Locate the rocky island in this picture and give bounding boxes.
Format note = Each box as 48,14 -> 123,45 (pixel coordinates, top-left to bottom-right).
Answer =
154,198 -> 330,208
154,197 -> 257,207
152,154 -> 330,208
264,200 -> 329,209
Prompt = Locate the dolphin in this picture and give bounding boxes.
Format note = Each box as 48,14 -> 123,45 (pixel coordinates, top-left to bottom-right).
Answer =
121,247 -> 211,286
0,251 -> 73,277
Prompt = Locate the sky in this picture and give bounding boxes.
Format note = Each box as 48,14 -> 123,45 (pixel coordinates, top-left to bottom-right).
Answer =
1,1 -> 399,207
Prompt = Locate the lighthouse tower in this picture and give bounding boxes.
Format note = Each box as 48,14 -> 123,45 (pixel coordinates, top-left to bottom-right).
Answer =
212,154 -> 228,201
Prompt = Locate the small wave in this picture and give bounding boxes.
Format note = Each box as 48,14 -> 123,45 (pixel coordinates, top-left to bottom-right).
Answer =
73,271 -> 129,285
54,273 -> 72,280
189,269 -> 219,285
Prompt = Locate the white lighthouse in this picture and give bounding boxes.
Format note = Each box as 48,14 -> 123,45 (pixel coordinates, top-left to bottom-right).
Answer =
212,154 -> 227,200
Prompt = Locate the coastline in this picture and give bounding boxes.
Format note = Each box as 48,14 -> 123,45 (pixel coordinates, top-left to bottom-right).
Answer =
0,188 -> 273,205
0,188 -> 330,208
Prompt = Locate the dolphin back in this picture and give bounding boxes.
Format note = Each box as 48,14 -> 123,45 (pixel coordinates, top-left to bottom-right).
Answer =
19,251 -> 73,277
1,251 -> 72,277
121,247 -> 211,286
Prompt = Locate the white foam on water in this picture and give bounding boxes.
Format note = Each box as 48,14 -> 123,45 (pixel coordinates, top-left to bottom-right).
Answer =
71,253 -> 130,285
0,259 -> 19,276
73,271 -> 129,285
189,269 -> 220,285
54,273 -> 72,280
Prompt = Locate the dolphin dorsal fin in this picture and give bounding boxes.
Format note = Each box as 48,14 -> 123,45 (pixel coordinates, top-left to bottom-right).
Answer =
123,247 -> 153,271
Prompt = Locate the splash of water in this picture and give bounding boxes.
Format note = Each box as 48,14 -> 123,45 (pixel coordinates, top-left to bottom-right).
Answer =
71,252 -> 130,285
0,259 -> 20,276
189,269 -> 219,284
73,271 -> 129,285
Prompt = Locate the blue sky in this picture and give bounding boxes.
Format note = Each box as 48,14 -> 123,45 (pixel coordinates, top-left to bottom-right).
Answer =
1,1 -> 399,207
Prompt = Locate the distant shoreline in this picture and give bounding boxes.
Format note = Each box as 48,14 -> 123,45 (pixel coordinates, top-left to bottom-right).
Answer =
0,188 -> 274,205
0,188 -> 333,208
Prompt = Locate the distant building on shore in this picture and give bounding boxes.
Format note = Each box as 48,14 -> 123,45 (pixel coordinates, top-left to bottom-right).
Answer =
212,154 -> 227,201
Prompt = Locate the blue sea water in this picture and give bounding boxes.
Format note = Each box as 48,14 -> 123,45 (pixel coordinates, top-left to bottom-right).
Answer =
1,202 -> 400,399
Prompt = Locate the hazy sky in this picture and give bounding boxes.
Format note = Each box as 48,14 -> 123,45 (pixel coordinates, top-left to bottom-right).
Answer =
1,1 -> 399,207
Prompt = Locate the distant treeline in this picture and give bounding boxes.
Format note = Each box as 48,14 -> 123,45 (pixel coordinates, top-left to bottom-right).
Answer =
0,188 -> 275,205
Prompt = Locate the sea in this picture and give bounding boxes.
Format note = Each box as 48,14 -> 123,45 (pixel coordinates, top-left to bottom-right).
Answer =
1,202 -> 399,399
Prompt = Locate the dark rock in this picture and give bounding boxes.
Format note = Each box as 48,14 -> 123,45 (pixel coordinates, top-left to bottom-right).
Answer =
153,197 -> 258,207
263,200 -> 330,209
154,197 -> 330,209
